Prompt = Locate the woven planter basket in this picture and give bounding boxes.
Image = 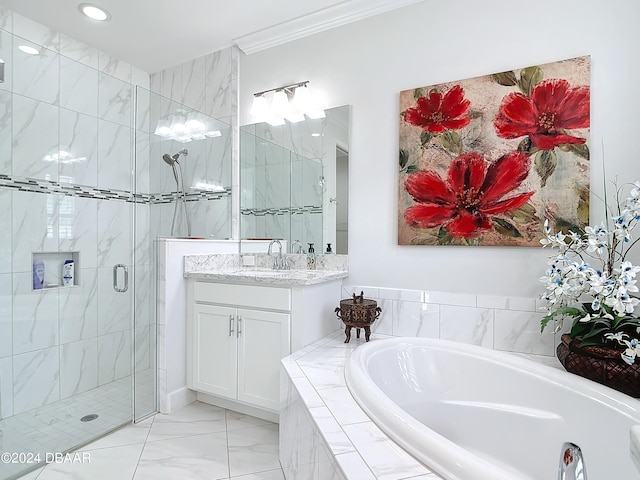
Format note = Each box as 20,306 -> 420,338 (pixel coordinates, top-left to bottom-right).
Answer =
557,333 -> 640,397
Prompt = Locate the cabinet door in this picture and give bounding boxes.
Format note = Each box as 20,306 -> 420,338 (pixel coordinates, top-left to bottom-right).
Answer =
190,303 -> 238,398
236,308 -> 290,411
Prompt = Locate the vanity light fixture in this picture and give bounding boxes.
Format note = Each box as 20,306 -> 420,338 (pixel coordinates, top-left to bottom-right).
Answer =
78,3 -> 111,21
250,81 -> 325,125
18,45 -> 40,55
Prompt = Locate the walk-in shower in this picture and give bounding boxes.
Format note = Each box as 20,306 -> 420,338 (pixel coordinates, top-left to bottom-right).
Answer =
163,149 -> 191,237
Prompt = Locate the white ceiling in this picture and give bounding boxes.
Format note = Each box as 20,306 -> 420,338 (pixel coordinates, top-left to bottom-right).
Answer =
0,0 -> 422,73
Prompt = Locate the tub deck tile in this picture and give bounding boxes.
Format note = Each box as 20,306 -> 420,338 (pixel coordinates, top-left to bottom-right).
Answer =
343,421 -> 432,480
282,330 -> 445,480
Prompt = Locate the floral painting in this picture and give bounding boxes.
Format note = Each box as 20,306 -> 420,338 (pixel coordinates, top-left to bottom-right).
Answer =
398,56 -> 590,246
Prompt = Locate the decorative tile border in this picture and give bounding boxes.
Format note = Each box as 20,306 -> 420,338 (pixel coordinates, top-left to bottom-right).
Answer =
0,174 -> 231,204
241,205 -> 323,216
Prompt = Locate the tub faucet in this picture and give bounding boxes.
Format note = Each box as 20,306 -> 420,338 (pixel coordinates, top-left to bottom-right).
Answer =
558,442 -> 587,480
267,239 -> 289,270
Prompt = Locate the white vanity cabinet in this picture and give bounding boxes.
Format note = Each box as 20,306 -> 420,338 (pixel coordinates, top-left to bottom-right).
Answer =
186,277 -> 343,420
187,282 -> 291,412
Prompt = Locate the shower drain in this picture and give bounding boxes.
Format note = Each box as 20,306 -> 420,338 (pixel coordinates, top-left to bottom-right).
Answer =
80,414 -> 99,422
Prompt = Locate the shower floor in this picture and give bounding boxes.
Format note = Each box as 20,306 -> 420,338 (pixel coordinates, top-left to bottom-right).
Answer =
0,369 -> 154,480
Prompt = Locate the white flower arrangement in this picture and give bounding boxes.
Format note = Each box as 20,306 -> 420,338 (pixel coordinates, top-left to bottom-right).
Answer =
540,180 -> 640,360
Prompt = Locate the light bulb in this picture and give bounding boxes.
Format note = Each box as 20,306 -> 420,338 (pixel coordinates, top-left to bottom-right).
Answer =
18,45 -> 39,55
250,95 -> 269,119
292,85 -> 311,112
271,90 -> 291,117
79,3 -> 111,21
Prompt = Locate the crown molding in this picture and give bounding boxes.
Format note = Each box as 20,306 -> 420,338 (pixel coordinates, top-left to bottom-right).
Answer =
233,0 -> 423,55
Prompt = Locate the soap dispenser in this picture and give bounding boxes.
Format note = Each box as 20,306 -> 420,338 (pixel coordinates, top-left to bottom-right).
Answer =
325,243 -> 333,254
307,243 -> 316,270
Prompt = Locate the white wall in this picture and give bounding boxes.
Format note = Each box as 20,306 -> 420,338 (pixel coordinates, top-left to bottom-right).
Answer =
239,0 -> 640,297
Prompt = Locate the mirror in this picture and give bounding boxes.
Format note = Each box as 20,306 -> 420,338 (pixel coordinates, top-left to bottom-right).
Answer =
240,105 -> 349,254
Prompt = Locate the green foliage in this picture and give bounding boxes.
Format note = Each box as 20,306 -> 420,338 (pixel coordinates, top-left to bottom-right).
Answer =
441,130 -> 462,154
400,149 -> 419,174
492,217 -> 522,237
491,71 -> 518,86
540,307 -> 582,332
534,149 -> 557,187
399,149 -> 409,169
420,131 -> 433,147
518,66 -> 544,97
576,186 -> 590,225
506,203 -> 539,225
544,301 -> 640,347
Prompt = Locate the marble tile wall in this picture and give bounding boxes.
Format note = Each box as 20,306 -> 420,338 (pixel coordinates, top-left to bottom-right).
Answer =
0,6 -> 154,421
148,46 -> 238,240
341,285 -> 565,357
280,363 -> 346,480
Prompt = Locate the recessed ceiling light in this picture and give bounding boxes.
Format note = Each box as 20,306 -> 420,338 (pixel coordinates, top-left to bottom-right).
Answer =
18,45 -> 40,55
78,3 -> 111,21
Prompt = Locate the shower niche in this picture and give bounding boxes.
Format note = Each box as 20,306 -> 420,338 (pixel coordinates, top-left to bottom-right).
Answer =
31,251 -> 80,290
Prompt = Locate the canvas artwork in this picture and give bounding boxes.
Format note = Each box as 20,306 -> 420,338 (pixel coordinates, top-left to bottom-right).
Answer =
398,56 -> 591,246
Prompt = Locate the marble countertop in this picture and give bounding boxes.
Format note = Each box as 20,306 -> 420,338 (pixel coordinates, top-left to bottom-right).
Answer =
183,252 -> 348,286
184,268 -> 348,286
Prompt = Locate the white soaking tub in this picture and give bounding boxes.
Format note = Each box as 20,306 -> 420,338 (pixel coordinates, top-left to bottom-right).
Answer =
345,337 -> 640,480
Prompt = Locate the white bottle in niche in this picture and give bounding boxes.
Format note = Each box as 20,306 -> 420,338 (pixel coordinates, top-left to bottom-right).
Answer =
62,259 -> 74,286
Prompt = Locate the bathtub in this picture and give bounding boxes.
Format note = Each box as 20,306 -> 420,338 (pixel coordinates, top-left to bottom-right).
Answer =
345,337 -> 640,480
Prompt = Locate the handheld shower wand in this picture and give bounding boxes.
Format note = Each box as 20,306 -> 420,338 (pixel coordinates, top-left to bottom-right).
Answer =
162,149 -> 191,237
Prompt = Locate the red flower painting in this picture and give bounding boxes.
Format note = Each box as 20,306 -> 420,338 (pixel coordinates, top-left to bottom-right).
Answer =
494,79 -> 590,151
404,152 -> 534,238
403,85 -> 471,133
398,56 -> 590,246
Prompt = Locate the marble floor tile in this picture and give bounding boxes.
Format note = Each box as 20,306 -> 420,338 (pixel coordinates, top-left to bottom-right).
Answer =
37,443 -> 145,480
133,431 -> 229,480
83,417 -> 152,451
229,468 -> 285,479
11,401 -> 285,480
146,401 -> 227,442
227,424 -> 281,478
225,409 -> 275,431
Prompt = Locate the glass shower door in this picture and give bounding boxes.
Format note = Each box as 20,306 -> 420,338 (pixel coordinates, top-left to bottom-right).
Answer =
0,25 -> 153,478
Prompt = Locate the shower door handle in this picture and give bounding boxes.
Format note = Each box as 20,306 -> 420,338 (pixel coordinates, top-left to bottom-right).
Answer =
113,264 -> 129,293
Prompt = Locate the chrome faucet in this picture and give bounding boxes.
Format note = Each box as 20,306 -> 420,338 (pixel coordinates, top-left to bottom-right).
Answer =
267,239 -> 289,270
558,442 -> 587,480
291,239 -> 303,254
